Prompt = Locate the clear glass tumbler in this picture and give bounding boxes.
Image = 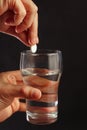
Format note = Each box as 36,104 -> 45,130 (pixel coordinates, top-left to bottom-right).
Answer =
20,49 -> 63,125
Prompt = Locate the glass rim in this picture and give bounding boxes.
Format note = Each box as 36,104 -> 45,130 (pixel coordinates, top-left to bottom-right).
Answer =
21,49 -> 62,56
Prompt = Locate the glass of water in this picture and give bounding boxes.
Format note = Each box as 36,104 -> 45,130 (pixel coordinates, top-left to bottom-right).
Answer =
20,49 -> 63,125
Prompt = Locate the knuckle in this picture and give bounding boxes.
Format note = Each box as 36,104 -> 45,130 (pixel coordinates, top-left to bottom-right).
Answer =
14,11 -> 26,25
20,10 -> 26,18
20,86 -> 30,98
30,5 -> 38,14
20,86 -> 26,95
23,20 -> 29,28
34,5 -> 38,12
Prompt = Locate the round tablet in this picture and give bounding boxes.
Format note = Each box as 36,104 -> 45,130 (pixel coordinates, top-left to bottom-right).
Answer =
30,44 -> 37,53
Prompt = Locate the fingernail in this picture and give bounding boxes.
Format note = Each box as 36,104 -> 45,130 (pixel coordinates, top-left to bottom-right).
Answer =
28,37 -> 39,45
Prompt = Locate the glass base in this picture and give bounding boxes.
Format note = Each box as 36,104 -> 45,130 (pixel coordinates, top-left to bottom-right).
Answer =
26,111 -> 58,125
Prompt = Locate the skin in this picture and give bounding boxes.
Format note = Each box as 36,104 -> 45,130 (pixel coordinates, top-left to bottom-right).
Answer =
0,70 -> 58,122
0,0 -> 40,122
0,70 -> 41,122
0,0 -> 39,46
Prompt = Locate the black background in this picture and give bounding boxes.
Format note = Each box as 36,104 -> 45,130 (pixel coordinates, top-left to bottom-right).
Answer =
0,0 -> 87,129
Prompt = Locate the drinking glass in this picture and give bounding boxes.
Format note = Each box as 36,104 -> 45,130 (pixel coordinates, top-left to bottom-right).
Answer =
20,49 -> 63,125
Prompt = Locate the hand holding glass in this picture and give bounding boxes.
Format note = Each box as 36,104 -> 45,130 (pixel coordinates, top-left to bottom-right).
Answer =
20,49 -> 62,125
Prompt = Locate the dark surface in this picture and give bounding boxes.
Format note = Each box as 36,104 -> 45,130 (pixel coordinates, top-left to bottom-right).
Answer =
0,0 -> 87,129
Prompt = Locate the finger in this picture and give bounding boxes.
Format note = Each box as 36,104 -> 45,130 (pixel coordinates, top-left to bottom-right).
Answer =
20,85 -> 41,100
1,84 -> 41,100
6,26 -> 30,46
0,10 -> 30,46
18,102 -> 26,112
7,72 -> 23,85
6,72 -> 41,100
26,75 -> 58,93
2,70 -> 22,83
1,70 -> 23,86
7,70 -> 23,81
5,0 -> 26,26
28,13 -> 39,45
0,1 -> 8,15
16,0 -> 38,33
11,99 -> 26,112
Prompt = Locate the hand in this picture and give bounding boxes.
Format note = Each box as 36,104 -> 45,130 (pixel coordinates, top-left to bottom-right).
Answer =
0,0 -> 39,46
0,70 -> 41,122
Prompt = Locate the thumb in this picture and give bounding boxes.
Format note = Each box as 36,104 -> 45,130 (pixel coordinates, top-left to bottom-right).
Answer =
6,72 -> 41,100
18,85 -> 42,100
3,84 -> 41,100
